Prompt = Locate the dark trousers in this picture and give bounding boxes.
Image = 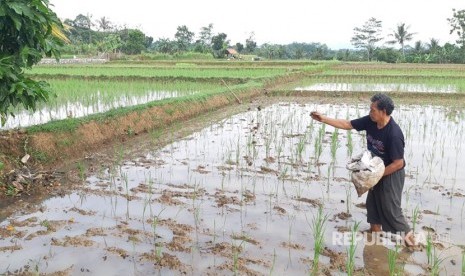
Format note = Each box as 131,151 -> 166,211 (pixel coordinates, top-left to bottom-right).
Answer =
366,168 -> 411,234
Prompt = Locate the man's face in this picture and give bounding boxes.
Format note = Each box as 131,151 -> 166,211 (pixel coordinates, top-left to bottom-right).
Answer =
369,101 -> 385,122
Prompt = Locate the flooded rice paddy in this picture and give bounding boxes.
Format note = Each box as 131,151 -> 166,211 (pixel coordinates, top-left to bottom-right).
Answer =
1,90 -> 198,130
1,100 -> 465,275
295,83 -> 458,93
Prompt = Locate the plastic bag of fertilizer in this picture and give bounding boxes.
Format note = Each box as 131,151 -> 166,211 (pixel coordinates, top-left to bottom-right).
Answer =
346,151 -> 385,197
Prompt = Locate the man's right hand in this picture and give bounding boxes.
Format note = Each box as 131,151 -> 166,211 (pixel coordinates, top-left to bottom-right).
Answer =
310,111 -> 323,122
310,111 -> 353,130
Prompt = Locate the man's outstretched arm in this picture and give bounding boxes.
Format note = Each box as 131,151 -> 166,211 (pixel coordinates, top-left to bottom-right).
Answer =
310,111 -> 353,130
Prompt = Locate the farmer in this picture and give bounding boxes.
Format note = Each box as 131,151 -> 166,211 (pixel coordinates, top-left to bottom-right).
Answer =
310,93 -> 414,246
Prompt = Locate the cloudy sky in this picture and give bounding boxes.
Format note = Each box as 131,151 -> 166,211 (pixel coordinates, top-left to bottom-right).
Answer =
49,0 -> 465,49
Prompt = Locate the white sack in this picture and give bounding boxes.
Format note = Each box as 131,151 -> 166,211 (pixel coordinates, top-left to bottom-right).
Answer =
346,151 -> 385,197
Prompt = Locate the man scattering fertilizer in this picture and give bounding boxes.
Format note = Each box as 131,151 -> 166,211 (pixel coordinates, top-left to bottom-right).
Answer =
310,93 -> 415,247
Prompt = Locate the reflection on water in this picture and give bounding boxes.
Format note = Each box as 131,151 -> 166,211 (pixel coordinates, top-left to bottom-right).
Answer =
1,90 -> 196,130
295,83 -> 457,93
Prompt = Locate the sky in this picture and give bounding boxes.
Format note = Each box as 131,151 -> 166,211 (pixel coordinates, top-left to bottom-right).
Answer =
49,0 -> 465,49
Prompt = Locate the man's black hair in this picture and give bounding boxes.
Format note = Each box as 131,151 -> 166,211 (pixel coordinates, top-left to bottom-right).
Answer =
371,93 -> 394,115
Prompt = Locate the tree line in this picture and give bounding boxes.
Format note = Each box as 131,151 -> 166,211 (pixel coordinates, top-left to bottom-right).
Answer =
60,10 -> 465,63
61,16 -> 258,59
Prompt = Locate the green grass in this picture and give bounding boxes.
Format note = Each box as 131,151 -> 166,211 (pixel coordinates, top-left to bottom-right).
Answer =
136,52 -> 215,61
107,59 -> 326,68
28,65 -> 293,79
30,150 -> 51,162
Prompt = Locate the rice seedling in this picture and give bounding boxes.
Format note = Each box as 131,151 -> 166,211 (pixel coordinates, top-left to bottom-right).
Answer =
115,145 -> 125,169
345,182 -> 352,214
77,161 -> 86,182
193,202 -> 201,226
313,124 -> 325,164
212,219 -> 217,245
224,149 -> 233,165
346,129 -> 353,157
388,245 -> 401,276
288,214 -> 296,246
246,134 -> 254,161
412,205 -> 420,233
155,244 -> 163,259
29,258 -> 42,274
322,65 -> 465,78
296,133 -> 307,162
306,161 -> 313,181
430,247 -> 446,276
151,208 -> 166,244
142,195 -> 151,225
232,239 -> 245,275
269,249 -> 277,276
296,182 -> 303,199
309,206 -> 329,275
29,65 -> 289,79
426,232 -> 433,265
235,136 -> 241,166
405,185 -> 415,208
347,221 -> 361,276
40,220 -> 51,231
276,139 -> 284,162
264,137 -> 273,160
424,143 -> 440,186
330,129 -> 339,162
279,166 -> 289,180
252,142 -> 259,162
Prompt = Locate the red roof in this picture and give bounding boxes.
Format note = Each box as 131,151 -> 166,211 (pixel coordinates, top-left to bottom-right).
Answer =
226,48 -> 238,55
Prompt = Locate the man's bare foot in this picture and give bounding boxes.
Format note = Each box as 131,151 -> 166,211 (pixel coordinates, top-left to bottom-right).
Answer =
370,224 -> 382,232
404,230 -> 415,247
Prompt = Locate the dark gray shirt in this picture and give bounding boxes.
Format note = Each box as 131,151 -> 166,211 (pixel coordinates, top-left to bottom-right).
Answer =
351,115 -> 405,167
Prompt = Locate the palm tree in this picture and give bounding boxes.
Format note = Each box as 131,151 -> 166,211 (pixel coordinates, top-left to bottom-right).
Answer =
414,40 -> 423,53
427,38 -> 441,63
427,38 -> 440,53
387,23 -> 415,57
97,17 -> 112,31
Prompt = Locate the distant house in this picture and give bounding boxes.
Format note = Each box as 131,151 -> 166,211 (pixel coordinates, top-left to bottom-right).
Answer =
226,48 -> 239,59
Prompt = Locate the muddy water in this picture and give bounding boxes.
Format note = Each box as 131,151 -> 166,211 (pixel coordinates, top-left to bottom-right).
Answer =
295,83 -> 458,93
1,90 -> 197,130
1,101 -> 465,275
